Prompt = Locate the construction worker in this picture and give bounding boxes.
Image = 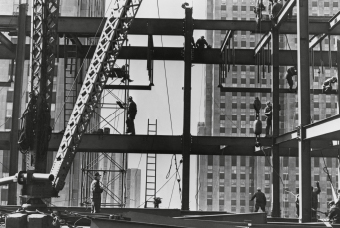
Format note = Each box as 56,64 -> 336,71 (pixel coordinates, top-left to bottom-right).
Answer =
328,201 -> 340,224
253,0 -> 266,29
311,181 -> 321,220
250,187 -> 267,212
126,96 -> 137,135
264,101 -> 272,137
121,64 -> 133,83
322,76 -> 337,94
154,197 -> 162,208
91,172 -> 104,213
195,36 -> 209,51
295,188 -> 299,217
285,66 -> 297,91
270,0 -> 283,26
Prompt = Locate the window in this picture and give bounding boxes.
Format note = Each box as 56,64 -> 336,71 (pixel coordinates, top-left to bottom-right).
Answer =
207,199 -> 212,205
314,158 -> 319,167
232,5 -> 238,11
241,6 -> 246,11
5,117 -> 11,130
208,155 -> 213,166
221,5 -> 226,10
231,187 -> 237,192
232,115 -> 237,121
232,156 -> 237,166
207,173 -> 213,179
220,172 -> 225,179
207,186 -> 212,192
231,200 -> 237,206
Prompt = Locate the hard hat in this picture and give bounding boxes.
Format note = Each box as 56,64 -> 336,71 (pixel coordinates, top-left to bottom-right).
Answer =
94,172 -> 101,177
257,187 -> 261,190
266,101 -> 271,105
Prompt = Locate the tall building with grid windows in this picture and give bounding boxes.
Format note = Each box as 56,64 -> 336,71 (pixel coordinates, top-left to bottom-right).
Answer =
198,0 -> 340,218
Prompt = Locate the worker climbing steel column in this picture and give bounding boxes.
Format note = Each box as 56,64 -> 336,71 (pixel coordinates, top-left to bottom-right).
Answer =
126,96 -> 137,135
322,76 -> 337,94
91,172 -> 104,213
264,101 -> 272,137
285,66 -> 298,91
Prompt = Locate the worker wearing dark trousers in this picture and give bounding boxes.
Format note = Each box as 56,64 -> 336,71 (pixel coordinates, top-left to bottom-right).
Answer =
126,96 -> 137,135
270,0 -> 283,26
121,64 -> 133,83
195,36 -> 209,52
322,76 -> 337,94
250,187 -> 267,212
154,197 -> 162,208
91,172 -> 103,213
264,101 -> 272,137
311,181 -> 321,220
285,66 -> 297,91
295,189 -> 299,217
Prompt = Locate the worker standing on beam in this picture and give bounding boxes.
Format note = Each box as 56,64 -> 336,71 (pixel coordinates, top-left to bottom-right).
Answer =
270,0 -> 283,26
264,101 -> 272,137
250,187 -> 267,212
91,172 -> 104,213
121,64 -> 133,83
311,181 -> 321,220
126,96 -> 137,135
195,36 -> 210,52
285,66 -> 297,91
322,76 -> 337,94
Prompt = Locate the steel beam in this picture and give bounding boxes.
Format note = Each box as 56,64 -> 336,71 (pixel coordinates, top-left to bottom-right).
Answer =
276,0 -> 296,27
297,0 -> 312,222
305,115 -> 340,140
271,28 -> 280,217
220,87 -> 336,94
2,16 -> 340,36
0,32 -> 14,53
8,4 -> 27,205
254,32 -> 271,56
182,7 -> 193,211
0,44 -> 340,66
309,33 -> 327,49
104,85 -> 151,90
329,11 -> 340,31
0,82 -> 11,87
0,132 -> 339,156
220,30 -> 233,53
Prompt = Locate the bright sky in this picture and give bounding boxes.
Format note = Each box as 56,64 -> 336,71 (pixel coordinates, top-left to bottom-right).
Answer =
102,0 -> 207,209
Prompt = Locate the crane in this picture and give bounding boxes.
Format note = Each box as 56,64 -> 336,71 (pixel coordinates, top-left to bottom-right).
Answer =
0,0 -> 143,209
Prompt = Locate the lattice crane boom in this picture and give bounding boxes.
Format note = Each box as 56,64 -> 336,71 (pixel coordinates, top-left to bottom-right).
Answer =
50,0 -> 143,194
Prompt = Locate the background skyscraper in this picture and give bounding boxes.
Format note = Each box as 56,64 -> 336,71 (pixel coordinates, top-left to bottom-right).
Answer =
198,0 -> 339,218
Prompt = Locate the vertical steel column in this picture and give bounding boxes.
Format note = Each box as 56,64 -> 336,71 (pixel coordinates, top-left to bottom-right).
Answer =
271,29 -> 280,217
8,3 -> 27,205
182,7 -> 193,211
337,40 -> 340,114
297,0 -> 311,223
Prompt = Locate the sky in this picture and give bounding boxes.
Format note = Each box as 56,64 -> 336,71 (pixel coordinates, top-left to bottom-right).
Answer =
102,0 -> 207,210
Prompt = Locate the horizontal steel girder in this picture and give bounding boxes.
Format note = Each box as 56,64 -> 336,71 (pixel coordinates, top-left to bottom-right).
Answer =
104,85 -> 152,90
220,87 -> 337,94
0,44 -> 338,66
276,115 -> 340,144
1,16 -> 340,35
0,132 -> 338,157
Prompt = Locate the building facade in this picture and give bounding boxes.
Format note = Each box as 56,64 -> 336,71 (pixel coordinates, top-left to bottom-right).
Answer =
126,168 -> 141,208
198,0 -> 339,218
